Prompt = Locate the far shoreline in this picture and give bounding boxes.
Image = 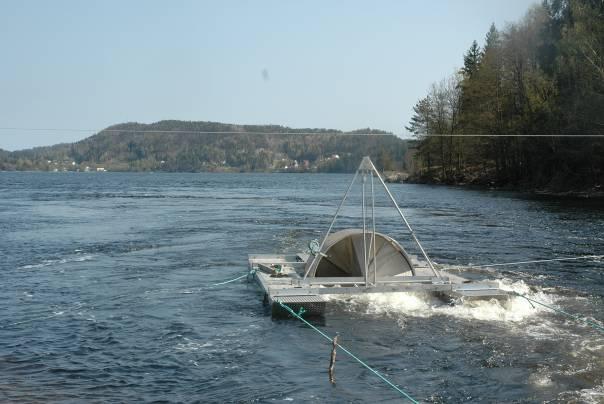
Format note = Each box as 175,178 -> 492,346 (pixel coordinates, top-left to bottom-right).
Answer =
3,169 -> 603,200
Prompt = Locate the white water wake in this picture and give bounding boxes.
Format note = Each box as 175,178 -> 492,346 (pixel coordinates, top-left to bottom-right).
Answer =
327,278 -> 557,323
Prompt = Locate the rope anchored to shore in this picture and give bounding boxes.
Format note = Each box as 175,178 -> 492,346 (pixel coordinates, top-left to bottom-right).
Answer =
511,291 -> 604,334
277,300 -> 419,403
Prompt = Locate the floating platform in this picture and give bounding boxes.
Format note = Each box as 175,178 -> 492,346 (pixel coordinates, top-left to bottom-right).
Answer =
248,157 -> 509,317
249,252 -> 509,317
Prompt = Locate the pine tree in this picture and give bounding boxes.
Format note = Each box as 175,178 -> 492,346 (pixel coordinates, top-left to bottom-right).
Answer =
484,23 -> 501,54
462,40 -> 481,77
405,96 -> 433,136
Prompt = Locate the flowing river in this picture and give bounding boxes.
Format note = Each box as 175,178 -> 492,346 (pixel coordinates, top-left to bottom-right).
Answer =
1,172 -> 602,403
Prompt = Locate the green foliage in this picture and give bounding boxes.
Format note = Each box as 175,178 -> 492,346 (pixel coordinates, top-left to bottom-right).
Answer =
0,121 -> 407,173
463,40 -> 482,77
408,1 -> 604,190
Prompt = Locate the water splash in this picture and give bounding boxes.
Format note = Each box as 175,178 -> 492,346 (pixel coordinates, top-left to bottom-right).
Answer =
328,279 -> 557,323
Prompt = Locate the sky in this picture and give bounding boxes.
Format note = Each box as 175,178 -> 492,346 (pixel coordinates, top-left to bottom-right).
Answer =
0,0 -> 536,151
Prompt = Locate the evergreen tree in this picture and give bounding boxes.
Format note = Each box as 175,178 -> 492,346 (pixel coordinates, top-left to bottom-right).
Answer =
462,40 -> 481,77
405,96 -> 433,136
410,3 -> 603,189
483,23 -> 501,54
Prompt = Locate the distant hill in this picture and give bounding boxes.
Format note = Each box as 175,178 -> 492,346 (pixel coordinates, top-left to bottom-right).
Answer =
0,120 -> 408,173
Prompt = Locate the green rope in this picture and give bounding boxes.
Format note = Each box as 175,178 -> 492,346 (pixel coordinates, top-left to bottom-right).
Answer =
512,292 -> 604,333
210,270 -> 256,287
277,300 -> 419,403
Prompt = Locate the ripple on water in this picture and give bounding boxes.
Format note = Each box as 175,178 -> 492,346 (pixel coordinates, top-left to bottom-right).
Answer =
1,172 -> 602,402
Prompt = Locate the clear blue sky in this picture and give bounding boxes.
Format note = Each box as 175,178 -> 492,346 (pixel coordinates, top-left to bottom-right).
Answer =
0,0 -> 536,151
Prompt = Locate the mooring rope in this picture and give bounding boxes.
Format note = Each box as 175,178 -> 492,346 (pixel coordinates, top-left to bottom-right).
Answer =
276,300 -> 419,403
192,263 -> 604,403
206,269 -> 257,287
511,292 -> 604,334
4,271 -> 255,328
445,255 -> 604,271
210,272 -> 250,287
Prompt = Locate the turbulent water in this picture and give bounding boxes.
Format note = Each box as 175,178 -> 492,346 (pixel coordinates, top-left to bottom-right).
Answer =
1,172 -> 603,403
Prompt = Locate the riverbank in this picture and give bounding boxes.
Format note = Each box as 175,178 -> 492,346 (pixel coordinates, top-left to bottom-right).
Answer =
405,170 -> 604,199
406,175 -> 604,200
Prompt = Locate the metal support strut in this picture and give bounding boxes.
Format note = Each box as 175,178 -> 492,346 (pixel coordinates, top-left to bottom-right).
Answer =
304,156 -> 441,280
362,172 -> 368,286
303,170 -> 359,279
365,158 -> 441,278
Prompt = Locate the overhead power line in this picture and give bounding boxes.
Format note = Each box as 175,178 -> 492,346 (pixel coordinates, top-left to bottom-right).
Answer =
0,127 -> 394,136
0,127 -> 603,137
411,133 -> 604,137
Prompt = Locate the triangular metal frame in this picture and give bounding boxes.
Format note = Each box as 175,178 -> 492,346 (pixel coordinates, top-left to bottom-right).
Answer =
303,156 -> 441,281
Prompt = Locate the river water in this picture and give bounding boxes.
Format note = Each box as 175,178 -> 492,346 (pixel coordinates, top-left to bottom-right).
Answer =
1,172 -> 602,403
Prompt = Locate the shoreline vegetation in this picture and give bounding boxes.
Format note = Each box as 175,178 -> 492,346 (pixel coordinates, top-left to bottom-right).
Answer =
405,0 -> 603,195
383,168 -> 604,199
0,121 -> 407,174
2,2 -> 602,199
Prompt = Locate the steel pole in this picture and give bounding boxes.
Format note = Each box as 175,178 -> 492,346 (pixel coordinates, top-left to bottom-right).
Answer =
367,160 -> 441,278
362,172 -> 368,286
303,169 -> 359,279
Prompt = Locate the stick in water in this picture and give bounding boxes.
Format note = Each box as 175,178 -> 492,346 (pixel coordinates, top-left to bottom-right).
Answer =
329,335 -> 338,384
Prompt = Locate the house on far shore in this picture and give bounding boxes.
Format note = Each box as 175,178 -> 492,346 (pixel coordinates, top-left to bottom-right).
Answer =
96,167 -> 106,172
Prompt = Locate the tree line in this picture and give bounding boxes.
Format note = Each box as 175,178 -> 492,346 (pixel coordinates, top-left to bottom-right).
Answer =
0,121 -> 407,173
407,0 -> 603,190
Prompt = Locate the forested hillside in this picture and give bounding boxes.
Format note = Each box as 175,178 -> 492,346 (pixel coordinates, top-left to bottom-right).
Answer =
407,0 -> 603,191
0,121 -> 406,173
